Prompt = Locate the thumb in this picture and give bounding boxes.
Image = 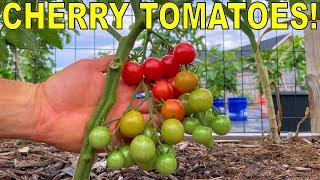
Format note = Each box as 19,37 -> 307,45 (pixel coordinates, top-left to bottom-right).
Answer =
91,55 -> 115,72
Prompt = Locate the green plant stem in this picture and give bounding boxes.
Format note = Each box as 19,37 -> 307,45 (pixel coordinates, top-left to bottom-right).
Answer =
250,39 -> 280,143
73,16 -> 145,180
106,24 -> 122,41
150,30 -> 172,49
142,30 -> 151,60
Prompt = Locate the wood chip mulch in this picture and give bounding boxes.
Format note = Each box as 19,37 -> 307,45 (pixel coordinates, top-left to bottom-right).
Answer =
1,137 -> 320,180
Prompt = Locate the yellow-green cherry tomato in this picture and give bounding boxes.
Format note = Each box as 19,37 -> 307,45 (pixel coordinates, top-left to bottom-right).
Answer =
161,118 -> 184,145
120,110 -> 146,138
137,154 -> 157,171
192,125 -> 214,148
88,126 -> 112,149
188,88 -> 213,112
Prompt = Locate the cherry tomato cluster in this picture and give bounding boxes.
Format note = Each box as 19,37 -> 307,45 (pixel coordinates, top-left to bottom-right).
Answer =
88,42 -> 232,176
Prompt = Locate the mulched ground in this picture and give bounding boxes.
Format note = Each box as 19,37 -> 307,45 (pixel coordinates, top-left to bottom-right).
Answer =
1,136 -> 320,180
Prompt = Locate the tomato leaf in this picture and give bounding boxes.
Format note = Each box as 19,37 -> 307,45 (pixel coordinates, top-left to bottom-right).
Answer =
5,27 -> 38,50
0,38 -> 9,62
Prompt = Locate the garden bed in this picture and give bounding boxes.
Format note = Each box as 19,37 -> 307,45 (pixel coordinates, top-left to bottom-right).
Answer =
1,137 -> 320,180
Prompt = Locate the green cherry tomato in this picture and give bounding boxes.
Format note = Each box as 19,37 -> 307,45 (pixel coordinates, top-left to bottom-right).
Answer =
106,151 -> 125,170
161,118 -> 184,145
192,125 -> 214,148
88,126 -> 112,149
179,93 -> 194,115
157,144 -> 176,157
182,117 -> 201,134
156,154 -> 177,176
209,115 -> 232,136
188,88 -> 213,112
119,145 -> 134,168
137,154 -> 157,171
143,127 -> 158,145
130,135 -> 156,163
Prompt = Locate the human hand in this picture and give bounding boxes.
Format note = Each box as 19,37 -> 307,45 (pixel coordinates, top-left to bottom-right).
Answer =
32,56 -> 148,152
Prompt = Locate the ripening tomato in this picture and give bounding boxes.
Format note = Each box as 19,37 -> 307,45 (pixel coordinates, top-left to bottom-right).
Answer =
161,118 -> 184,145
120,110 -> 145,138
142,57 -> 164,80
168,77 -> 182,98
161,55 -> 180,78
161,99 -> 185,121
152,80 -> 174,100
175,71 -> 199,93
88,126 -> 112,150
106,151 -> 125,170
188,88 -> 213,112
122,61 -> 143,85
156,154 -> 177,176
173,42 -> 196,65
130,135 -> 156,163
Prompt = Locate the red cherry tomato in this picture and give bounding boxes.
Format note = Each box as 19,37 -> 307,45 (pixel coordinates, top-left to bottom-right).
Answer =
142,57 -> 165,81
173,42 -> 196,65
122,61 -> 143,85
162,55 -> 180,78
161,99 -> 185,121
168,77 -> 182,98
152,80 -> 174,101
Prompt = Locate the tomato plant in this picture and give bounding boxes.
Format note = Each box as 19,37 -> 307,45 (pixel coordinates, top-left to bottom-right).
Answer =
161,118 -> 184,145
137,154 -> 157,171
143,127 -> 158,145
120,110 -> 145,138
88,126 -> 112,150
122,61 -> 143,85
175,71 -> 199,93
161,99 -> 185,120
152,80 -> 174,100
143,57 -> 164,81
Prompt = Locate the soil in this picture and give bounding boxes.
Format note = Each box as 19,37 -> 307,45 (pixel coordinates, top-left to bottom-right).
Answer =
1,137 -> 320,180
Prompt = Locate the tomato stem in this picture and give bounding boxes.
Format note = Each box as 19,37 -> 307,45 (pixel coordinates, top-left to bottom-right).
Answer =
150,30 -> 173,49
126,82 -> 143,112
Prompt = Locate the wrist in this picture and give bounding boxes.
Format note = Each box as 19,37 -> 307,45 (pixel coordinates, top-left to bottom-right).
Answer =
0,80 -> 41,140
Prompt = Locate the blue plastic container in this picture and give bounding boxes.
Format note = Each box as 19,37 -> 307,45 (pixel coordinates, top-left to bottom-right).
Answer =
213,98 -> 225,114
227,97 -> 248,121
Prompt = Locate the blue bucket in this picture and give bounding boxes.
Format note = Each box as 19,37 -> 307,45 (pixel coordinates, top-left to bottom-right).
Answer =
213,98 -> 225,114
227,97 -> 248,121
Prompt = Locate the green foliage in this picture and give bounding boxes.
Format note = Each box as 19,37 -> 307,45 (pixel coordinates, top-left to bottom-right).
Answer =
0,0 -> 73,82
197,46 -> 241,98
244,36 -> 307,91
